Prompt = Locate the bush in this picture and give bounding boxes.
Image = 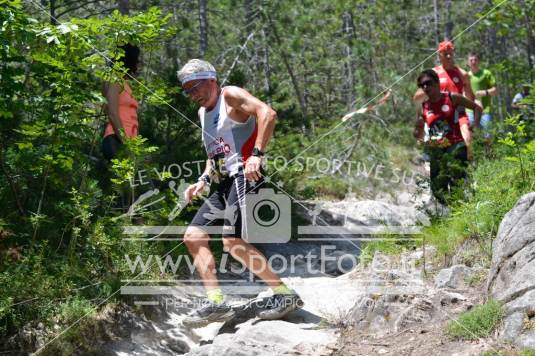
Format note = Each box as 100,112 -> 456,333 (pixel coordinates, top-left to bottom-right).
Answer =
423,116 -> 535,257
446,300 -> 504,340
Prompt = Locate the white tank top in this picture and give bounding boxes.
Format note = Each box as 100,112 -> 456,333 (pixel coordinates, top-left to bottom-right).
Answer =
199,87 -> 257,176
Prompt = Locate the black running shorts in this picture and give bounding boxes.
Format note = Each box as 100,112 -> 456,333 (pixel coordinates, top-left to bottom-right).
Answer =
190,173 -> 264,238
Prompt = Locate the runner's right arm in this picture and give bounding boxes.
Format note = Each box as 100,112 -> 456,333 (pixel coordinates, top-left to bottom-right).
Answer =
460,68 -> 475,101
413,107 -> 425,143
103,82 -> 126,142
413,88 -> 428,104
184,159 -> 212,204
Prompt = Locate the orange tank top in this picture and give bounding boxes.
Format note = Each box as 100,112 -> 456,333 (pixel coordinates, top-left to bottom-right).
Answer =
104,82 -> 139,138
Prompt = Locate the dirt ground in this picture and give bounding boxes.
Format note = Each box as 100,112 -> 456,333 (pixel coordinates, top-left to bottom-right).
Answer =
331,321 -> 521,356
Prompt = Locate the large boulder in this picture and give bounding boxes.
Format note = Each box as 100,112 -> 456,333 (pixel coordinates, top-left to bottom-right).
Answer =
185,320 -> 336,356
434,264 -> 484,289
321,199 -> 430,228
347,250 -> 475,336
487,192 -> 535,348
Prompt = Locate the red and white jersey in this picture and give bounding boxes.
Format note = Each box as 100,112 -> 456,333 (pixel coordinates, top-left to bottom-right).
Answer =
434,65 -> 464,94
421,92 -> 468,146
199,86 -> 257,176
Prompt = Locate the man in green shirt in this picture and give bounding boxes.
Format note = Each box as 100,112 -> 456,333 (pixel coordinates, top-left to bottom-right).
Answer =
467,52 -> 498,137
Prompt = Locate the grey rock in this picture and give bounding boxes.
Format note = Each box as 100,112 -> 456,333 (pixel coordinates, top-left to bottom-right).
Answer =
434,264 -> 469,289
436,290 -> 467,306
186,320 -> 336,356
487,192 -> 535,349
503,289 -> 535,315
501,312 -> 535,348
321,199 -> 430,228
394,297 -> 434,331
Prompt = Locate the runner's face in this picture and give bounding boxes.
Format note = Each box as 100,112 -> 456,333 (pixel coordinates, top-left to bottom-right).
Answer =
468,55 -> 479,70
182,80 -> 207,104
418,76 -> 439,96
439,49 -> 455,67
183,80 -> 212,106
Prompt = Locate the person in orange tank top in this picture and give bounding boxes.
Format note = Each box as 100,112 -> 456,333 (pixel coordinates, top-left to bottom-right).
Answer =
102,44 -> 141,161
413,41 -> 475,106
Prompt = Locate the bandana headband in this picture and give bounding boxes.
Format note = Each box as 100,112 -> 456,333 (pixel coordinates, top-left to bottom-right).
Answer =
181,71 -> 217,84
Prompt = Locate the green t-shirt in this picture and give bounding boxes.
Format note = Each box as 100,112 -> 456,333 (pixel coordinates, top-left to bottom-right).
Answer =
468,68 -> 496,113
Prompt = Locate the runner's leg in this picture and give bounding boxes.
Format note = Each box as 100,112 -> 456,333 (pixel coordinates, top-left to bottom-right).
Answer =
183,226 -> 219,291
222,237 -> 282,288
223,174 -> 284,286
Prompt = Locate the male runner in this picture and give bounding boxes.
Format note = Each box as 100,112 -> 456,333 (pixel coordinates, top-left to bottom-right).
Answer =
413,41 -> 475,106
467,52 -> 497,136
177,59 -> 302,327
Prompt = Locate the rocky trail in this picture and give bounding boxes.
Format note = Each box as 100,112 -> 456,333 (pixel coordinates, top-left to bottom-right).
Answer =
15,192 -> 535,355
89,193 -> 443,355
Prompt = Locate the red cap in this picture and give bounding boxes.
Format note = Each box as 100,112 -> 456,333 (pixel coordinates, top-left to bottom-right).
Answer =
438,41 -> 455,52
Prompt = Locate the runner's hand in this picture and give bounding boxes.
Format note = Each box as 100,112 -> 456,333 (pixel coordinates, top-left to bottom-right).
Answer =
184,181 -> 206,204
244,156 -> 263,182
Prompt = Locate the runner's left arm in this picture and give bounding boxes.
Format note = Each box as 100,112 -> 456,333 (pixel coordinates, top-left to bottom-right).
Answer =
452,93 -> 482,128
224,86 -> 277,181
224,86 -> 277,151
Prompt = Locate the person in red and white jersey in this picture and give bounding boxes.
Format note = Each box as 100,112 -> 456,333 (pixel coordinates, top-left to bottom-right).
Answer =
414,69 -> 481,204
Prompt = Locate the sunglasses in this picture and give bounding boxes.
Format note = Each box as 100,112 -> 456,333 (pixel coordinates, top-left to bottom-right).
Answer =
418,80 -> 435,89
182,80 -> 206,96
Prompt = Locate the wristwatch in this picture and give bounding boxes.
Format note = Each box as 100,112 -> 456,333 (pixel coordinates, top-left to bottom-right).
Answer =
198,174 -> 211,185
251,147 -> 264,157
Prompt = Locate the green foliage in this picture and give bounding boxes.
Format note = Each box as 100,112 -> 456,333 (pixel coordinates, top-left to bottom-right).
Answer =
446,300 -> 504,340
482,351 -> 509,356
424,115 -> 535,256
0,2 -> 184,348
482,351 -> 535,356
269,117 -> 421,200
358,237 -> 417,267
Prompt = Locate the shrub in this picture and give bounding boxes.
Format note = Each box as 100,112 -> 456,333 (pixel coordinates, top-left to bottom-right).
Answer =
446,300 -> 504,340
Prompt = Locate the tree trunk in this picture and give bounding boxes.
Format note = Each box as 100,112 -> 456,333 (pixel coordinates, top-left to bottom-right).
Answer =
301,54 -> 312,133
118,0 -> 129,14
520,0 -> 534,80
342,11 -> 356,111
245,0 -> 258,92
198,0 -> 208,58
261,28 -> 272,105
485,1 -> 503,118
49,0 -> 58,24
265,12 -> 308,132
433,0 -> 440,43
244,0 -> 256,38
444,0 -> 453,41
500,36 -> 512,112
